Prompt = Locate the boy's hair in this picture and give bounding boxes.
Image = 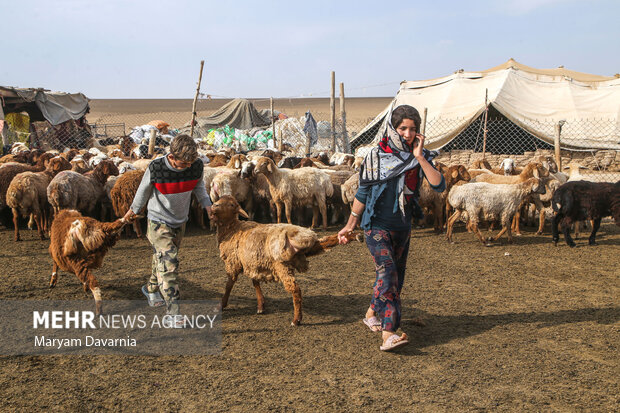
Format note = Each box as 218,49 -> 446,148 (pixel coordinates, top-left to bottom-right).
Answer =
391,105 -> 421,133
169,134 -> 198,163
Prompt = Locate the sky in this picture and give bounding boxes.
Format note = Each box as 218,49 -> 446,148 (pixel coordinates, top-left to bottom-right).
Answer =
1,0 -> 618,99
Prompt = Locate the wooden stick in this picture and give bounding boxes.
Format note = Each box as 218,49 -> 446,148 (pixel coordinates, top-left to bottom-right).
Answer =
421,107 -> 428,135
330,71 -> 336,152
148,129 -> 156,156
190,60 -> 205,138
481,89 -> 489,159
340,82 -> 349,153
554,120 -> 564,171
271,97 -> 279,151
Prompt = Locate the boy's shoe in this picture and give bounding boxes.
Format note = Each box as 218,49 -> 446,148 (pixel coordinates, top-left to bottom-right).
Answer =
142,285 -> 165,307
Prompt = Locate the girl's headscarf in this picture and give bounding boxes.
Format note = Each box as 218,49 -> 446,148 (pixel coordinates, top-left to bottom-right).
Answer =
359,105 -> 436,216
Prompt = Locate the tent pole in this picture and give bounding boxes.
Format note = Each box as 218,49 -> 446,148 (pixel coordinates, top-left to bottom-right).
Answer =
554,120 -> 565,171
190,60 -> 205,138
482,89 -> 489,159
340,82 -> 349,153
421,107 -> 428,135
330,71 -> 336,153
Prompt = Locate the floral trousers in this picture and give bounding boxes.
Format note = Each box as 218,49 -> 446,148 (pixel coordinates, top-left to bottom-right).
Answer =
365,229 -> 411,332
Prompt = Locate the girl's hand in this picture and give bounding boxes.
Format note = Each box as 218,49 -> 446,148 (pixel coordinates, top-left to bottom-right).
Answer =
412,133 -> 425,159
338,226 -> 355,244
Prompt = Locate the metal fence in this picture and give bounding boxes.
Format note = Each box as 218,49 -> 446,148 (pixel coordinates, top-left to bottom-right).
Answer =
2,99 -> 618,182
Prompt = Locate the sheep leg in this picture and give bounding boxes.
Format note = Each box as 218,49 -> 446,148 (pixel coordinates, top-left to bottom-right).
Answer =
588,218 -> 601,246
491,225 -> 510,243
284,201 -> 293,224
221,275 -> 237,309
310,205 -> 319,229
471,223 -> 487,245
252,280 -> 265,314
281,276 -> 302,326
574,221 -> 581,239
536,208 -> 546,235
76,266 -> 102,315
319,199 -> 328,230
560,217 -> 576,247
35,213 -> 45,240
512,210 -> 522,236
434,203 -> 444,233
446,210 -> 461,243
11,208 -> 20,242
275,202 -> 283,223
49,262 -> 59,288
133,220 -> 143,238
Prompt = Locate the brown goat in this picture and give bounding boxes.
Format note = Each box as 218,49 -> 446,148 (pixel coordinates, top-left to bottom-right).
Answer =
211,195 -> 357,325
6,157 -> 71,241
49,210 -> 132,314
0,152 -> 56,209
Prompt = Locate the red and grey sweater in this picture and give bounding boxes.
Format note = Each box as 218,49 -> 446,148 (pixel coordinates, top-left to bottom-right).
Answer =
131,156 -> 211,227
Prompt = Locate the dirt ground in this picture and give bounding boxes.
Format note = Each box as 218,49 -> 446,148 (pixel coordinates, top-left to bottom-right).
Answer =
0,218 -> 618,411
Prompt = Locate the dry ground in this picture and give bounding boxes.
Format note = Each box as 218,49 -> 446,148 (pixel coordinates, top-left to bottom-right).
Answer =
0,219 -> 618,411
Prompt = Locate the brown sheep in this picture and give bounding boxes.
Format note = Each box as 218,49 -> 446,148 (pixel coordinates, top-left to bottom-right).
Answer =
6,157 -> 71,241
0,152 -> 56,210
110,169 -> 146,237
49,210 -> 132,314
47,159 -> 119,217
211,195 -> 357,325
419,163 -> 471,232
470,159 -> 492,170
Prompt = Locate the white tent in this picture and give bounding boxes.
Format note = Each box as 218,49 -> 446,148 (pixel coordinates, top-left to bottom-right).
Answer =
353,59 -> 620,151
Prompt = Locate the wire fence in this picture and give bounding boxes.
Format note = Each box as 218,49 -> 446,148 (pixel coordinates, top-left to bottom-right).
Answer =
2,99 -> 618,181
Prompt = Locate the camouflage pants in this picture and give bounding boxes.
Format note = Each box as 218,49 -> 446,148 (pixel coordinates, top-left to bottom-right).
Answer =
146,220 -> 185,315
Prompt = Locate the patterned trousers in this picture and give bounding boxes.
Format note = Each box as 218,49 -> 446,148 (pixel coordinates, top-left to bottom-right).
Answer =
146,220 -> 185,315
365,229 -> 411,332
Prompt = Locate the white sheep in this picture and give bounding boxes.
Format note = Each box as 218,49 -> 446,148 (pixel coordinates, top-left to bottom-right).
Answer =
446,178 -> 546,245
253,156 -> 334,230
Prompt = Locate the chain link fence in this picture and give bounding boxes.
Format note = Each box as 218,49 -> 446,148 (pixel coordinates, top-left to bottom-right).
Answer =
2,99 -> 617,182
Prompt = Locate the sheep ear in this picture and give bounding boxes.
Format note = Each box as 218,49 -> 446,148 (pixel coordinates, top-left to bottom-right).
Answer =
235,159 -> 240,169
451,169 -> 459,179
499,160 -> 505,168
238,206 -> 249,219
267,161 -> 273,173
533,168 -> 539,179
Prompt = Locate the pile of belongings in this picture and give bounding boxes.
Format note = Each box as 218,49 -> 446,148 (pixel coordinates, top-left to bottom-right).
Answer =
129,120 -> 178,146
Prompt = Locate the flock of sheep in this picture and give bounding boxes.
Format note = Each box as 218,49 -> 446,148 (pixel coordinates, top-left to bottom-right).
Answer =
0,139 -> 618,319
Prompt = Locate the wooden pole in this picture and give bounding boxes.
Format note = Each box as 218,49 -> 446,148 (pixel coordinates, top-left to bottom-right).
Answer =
554,120 -> 565,171
421,107 -> 428,135
148,129 -> 156,156
190,60 -> 205,138
305,132 -> 312,157
339,82 -> 349,153
481,89 -> 489,159
271,97 -> 279,151
330,71 -> 336,152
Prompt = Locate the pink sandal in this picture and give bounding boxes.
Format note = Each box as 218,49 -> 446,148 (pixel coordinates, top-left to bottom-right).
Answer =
363,316 -> 382,332
380,333 -> 409,351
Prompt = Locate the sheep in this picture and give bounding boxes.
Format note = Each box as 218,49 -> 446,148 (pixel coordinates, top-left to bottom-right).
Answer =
278,156 -> 303,169
240,160 -> 275,223
446,178 -> 546,245
210,195 -> 357,325
49,210 -> 133,314
110,169 -> 146,237
341,173 -> 359,208
330,152 -> 355,167
47,159 -> 119,218
551,180 -> 620,247
470,159 -> 492,170
209,171 -> 253,219
494,158 -> 516,175
0,152 -> 56,211
253,156 -> 334,230
5,157 -> 72,241
419,163 -> 471,232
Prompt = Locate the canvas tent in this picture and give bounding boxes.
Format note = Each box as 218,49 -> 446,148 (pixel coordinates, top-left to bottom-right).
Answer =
352,59 -> 620,151
0,86 -> 90,125
184,98 -> 272,138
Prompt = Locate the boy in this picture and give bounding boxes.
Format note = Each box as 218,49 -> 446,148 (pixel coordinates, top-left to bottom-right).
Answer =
124,134 -> 211,316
